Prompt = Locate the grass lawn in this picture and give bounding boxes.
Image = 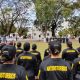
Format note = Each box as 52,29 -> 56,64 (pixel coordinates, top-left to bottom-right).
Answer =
19,39 -> 80,59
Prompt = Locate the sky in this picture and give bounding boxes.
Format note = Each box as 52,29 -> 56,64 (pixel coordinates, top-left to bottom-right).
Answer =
26,2 -> 36,27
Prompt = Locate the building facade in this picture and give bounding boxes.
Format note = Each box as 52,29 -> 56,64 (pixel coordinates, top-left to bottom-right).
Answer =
27,27 -> 52,41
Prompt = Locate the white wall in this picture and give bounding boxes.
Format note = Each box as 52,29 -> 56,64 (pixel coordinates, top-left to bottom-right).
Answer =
27,27 -> 52,40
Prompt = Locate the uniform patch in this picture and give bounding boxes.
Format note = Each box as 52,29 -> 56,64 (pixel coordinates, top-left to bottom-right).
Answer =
16,50 -> 22,52
31,52 -> 38,55
0,73 -> 16,79
47,66 -> 67,71
66,50 -> 76,53
20,56 -> 32,60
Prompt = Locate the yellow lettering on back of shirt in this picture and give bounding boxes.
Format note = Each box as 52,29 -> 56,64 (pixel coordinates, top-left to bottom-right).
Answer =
31,53 -> 38,55
47,66 -> 67,71
16,50 -> 22,53
67,50 -> 76,53
20,56 -> 32,60
0,73 -> 16,79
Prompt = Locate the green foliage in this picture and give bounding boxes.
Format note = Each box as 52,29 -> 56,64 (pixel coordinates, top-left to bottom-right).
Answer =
0,25 -> 16,35
18,27 -> 28,36
35,0 -> 80,37
58,27 -> 80,37
0,0 -> 31,35
34,0 -> 71,36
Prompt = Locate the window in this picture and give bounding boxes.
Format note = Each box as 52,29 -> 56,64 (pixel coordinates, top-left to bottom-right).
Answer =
47,33 -> 49,36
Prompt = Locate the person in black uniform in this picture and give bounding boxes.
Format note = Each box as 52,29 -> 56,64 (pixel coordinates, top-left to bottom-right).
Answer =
62,41 -> 78,66
43,42 -> 53,61
39,40 -> 72,80
17,42 -> 37,80
16,42 -> 23,57
44,43 -> 50,57
73,57 -> 80,80
0,45 -> 28,80
31,44 -> 42,79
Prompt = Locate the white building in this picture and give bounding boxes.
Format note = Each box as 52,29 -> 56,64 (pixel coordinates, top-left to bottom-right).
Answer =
27,27 -> 52,41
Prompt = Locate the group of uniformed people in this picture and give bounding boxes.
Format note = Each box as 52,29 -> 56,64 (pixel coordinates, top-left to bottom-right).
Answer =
0,40 -> 80,80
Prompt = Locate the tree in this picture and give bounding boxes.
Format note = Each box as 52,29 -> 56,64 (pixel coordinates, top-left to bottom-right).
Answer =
34,0 -> 80,37
34,0 -> 70,37
64,0 -> 80,30
0,0 -> 31,35
18,27 -> 28,36
58,29 -> 69,37
58,27 -> 80,37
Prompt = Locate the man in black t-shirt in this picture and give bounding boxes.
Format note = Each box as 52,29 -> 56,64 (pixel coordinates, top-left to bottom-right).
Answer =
73,57 -> 80,80
17,42 -> 37,80
31,44 -> 42,79
0,45 -> 27,80
44,42 -> 51,57
16,42 -> 23,57
39,40 -> 72,80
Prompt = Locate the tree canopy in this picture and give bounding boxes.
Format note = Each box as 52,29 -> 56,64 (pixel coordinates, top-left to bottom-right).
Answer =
0,0 -> 32,35
34,0 -> 80,37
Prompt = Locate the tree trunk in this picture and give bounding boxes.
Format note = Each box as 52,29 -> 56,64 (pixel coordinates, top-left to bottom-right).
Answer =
52,30 -> 55,37
7,22 -> 13,35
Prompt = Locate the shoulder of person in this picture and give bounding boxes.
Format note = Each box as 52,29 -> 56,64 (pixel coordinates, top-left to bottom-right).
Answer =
73,57 -> 80,64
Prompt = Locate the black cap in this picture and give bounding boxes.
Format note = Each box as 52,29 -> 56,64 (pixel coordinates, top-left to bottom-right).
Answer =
24,42 -> 30,51
32,44 -> 37,50
49,40 -> 61,55
1,45 -> 16,62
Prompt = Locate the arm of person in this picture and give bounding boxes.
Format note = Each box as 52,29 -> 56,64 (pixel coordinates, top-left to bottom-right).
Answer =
39,63 -> 46,80
67,63 -> 73,80
19,66 -> 28,80
72,60 -> 79,80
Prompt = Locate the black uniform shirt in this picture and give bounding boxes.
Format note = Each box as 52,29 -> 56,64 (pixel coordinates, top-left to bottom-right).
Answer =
31,50 -> 42,65
16,48 -> 23,57
73,58 -> 80,80
62,48 -> 78,62
31,50 -> 42,75
43,55 -> 50,61
39,58 -> 72,80
17,51 -> 37,77
0,64 -> 27,80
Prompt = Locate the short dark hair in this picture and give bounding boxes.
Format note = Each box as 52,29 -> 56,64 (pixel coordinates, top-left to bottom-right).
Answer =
17,42 -> 21,48
24,42 -> 30,51
32,44 -> 37,50
66,41 -> 72,48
